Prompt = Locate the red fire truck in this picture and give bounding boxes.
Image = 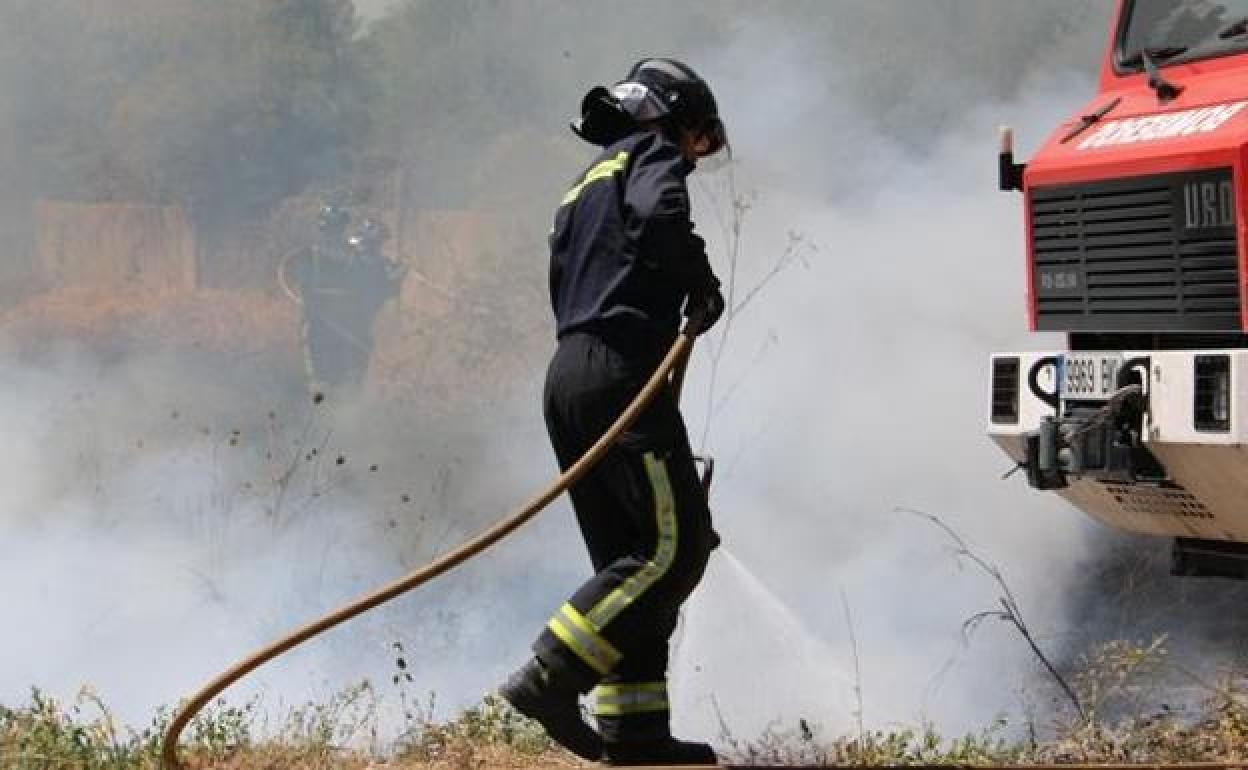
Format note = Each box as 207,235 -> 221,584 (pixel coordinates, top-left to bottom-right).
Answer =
990,0 -> 1248,577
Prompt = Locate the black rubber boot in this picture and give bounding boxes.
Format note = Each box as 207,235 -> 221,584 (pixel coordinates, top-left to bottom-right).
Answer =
602,737 -> 718,766
499,658 -> 602,761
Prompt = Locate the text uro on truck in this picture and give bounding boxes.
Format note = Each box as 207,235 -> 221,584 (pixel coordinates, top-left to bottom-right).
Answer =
991,0 -> 1248,578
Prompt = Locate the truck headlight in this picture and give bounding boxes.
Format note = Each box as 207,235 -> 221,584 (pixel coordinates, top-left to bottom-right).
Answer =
1194,355 -> 1231,433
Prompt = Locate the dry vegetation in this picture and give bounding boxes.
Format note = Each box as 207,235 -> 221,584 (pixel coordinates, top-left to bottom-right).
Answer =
0,686 -> 573,770
727,639 -> 1248,766
10,639 -> 1248,770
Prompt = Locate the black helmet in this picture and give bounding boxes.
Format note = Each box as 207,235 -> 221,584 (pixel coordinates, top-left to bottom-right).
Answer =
572,58 -> 726,154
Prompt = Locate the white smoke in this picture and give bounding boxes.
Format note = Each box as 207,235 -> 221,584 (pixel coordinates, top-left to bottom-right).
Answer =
0,0 -> 1150,751
0,345 -> 586,733
666,67 -> 1111,739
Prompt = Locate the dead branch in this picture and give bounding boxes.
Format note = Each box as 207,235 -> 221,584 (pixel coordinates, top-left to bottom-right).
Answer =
840,589 -> 866,746
898,506 -> 1087,721
695,174 -> 810,451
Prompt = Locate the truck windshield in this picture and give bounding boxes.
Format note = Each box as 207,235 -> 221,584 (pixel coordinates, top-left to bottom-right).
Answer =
1122,0 -> 1248,67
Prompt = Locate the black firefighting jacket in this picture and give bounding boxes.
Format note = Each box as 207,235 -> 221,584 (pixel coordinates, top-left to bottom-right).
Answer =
548,130 -> 719,354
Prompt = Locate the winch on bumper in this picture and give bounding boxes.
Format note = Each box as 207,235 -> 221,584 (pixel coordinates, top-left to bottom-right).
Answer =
1018,353 -> 1158,490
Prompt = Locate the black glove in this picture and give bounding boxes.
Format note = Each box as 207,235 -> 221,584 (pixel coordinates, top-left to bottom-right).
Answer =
684,284 -> 725,335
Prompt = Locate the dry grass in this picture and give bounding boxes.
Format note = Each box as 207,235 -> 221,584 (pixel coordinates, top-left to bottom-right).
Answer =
0,686 -> 582,770
709,639 -> 1248,767
11,643 -> 1248,770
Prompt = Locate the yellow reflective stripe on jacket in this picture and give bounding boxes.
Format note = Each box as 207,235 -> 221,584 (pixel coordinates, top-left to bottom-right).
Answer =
585,452 -> 678,629
560,151 -> 629,206
546,602 -> 622,675
594,682 -> 670,716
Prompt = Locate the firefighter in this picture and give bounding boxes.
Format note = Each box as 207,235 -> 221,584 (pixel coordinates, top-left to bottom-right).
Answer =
289,205 -> 402,395
499,59 -> 728,766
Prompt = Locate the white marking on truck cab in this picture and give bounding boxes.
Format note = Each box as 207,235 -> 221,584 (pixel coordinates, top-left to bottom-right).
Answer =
1077,100 -> 1248,150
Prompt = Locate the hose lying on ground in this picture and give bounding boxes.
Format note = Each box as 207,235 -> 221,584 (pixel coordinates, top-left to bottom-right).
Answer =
161,320 -> 701,770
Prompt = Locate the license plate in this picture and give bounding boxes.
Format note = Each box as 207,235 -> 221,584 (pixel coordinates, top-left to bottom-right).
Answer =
1060,352 -> 1125,400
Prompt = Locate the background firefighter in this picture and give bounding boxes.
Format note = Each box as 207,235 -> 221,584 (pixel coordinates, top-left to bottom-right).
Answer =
499,59 -> 729,766
286,204 -> 404,395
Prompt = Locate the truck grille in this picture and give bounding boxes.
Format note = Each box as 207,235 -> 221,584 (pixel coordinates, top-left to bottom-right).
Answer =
1031,168 -> 1242,331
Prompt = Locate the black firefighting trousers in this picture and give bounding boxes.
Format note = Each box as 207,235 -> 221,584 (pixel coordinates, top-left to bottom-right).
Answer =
533,331 -> 717,744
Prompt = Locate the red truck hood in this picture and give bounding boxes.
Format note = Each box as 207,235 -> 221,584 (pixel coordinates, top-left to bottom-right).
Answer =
1027,53 -> 1248,188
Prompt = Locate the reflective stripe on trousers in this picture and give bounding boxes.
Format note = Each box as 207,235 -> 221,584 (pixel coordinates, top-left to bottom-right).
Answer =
548,451 -> 678,675
594,681 -> 669,716
546,603 -> 621,676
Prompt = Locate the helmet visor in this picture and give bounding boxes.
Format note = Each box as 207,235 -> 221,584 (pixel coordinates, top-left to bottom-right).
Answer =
610,81 -> 670,122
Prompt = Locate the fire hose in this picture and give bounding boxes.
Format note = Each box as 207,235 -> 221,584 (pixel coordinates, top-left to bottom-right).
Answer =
161,319 -> 705,770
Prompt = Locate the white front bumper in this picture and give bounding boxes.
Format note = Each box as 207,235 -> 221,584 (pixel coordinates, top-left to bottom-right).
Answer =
989,350 -> 1248,542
